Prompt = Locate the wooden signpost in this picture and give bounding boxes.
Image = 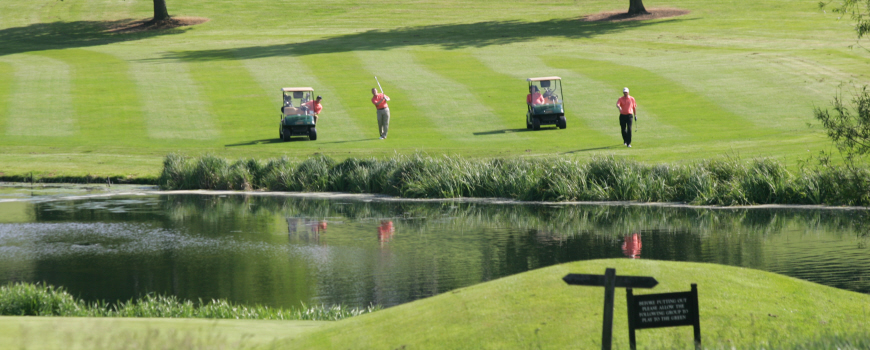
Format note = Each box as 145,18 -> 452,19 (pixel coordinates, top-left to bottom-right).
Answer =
626,284 -> 701,350
562,268 -> 658,350
563,268 -> 700,350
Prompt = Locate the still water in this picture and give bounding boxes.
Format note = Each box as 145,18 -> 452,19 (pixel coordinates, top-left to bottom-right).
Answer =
1,185 -> 868,309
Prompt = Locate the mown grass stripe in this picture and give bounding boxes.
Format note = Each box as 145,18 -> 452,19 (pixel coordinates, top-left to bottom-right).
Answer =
631,49 -> 856,132
185,53 -> 275,144
0,61 -> 11,136
35,49 -> 146,144
357,50 -> 514,142
473,52 -> 631,144
241,55 -> 364,141
1,53 -> 76,137
300,51 -> 436,145
411,50 -> 531,139
126,56 -> 217,140
543,56 -> 776,142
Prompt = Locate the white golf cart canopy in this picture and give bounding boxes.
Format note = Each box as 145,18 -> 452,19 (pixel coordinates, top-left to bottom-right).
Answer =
527,77 -> 561,82
282,87 -> 314,92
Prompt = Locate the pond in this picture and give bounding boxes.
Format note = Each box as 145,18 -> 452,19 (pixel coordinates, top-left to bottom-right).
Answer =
1,184 -> 868,309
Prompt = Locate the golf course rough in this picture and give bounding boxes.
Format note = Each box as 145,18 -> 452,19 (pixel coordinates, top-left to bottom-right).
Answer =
1,0 -> 868,178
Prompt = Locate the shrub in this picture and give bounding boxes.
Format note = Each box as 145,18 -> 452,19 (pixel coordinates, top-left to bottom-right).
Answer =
157,154 -> 870,206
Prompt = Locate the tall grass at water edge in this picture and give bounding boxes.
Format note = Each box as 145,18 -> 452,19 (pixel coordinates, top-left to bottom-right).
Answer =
158,153 -> 870,206
0,282 -> 377,321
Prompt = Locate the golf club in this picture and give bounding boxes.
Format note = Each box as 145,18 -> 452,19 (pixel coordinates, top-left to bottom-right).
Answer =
635,108 -> 638,133
375,76 -> 384,94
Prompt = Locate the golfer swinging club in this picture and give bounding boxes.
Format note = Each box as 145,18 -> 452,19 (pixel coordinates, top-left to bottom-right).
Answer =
371,86 -> 391,140
616,87 -> 637,148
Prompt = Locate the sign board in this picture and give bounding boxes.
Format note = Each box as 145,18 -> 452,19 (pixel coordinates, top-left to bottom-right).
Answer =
563,274 -> 658,289
563,269 -> 658,350
626,284 -> 701,350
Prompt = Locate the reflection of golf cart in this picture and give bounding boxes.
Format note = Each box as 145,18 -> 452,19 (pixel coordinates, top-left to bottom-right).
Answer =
526,77 -> 566,130
279,87 -> 317,141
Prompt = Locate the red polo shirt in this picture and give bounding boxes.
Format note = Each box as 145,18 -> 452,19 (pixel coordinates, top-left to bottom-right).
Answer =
617,95 -> 636,115
303,101 -> 322,114
372,93 -> 389,109
527,92 -> 545,105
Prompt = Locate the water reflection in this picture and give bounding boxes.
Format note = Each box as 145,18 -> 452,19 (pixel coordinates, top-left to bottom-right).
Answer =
378,221 -> 395,245
622,233 -> 642,259
0,192 -> 868,309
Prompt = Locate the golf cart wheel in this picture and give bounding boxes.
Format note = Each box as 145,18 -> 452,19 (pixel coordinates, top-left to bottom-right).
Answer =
282,128 -> 292,142
558,116 -> 567,129
532,118 -> 540,130
309,127 -> 317,141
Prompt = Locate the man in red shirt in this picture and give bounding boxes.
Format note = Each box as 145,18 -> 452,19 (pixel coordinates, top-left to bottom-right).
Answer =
371,88 -> 391,139
616,87 -> 637,147
301,96 -> 323,124
527,86 -> 545,105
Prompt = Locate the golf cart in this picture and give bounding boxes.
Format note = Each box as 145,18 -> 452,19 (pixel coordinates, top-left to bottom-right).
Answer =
279,87 -> 317,141
526,77 -> 566,130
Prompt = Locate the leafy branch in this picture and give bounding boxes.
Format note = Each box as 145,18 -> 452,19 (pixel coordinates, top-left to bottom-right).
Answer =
814,86 -> 870,164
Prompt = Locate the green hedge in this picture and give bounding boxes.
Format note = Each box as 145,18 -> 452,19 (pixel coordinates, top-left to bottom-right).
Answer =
157,153 -> 870,206
0,282 -> 377,321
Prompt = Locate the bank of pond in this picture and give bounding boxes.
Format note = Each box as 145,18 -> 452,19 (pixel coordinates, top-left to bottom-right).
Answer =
158,153 -> 870,206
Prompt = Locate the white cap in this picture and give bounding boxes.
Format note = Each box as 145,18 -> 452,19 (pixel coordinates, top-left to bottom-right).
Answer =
623,87 -> 629,93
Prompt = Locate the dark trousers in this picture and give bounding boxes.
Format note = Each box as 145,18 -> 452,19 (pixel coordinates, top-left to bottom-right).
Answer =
619,114 -> 633,145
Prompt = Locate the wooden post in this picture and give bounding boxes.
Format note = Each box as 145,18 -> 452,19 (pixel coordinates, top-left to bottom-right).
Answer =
601,268 -> 616,350
563,269 -> 657,350
626,288 -> 637,350
691,284 -> 701,350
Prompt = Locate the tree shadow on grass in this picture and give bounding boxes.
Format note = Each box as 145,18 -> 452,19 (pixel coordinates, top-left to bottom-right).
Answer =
474,128 -> 536,135
225,138 -> 286,147
561,145 -> 622,153
0,19 -> 191,57
161,16 -> 693,61
319,138 -> 380,144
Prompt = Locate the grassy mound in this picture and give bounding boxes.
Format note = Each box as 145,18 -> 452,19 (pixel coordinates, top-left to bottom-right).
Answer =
273,259 -> 870,349
1,260 -> 868,349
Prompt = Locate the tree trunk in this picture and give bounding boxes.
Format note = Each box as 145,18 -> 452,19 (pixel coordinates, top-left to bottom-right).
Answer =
153,0 -> 170,21
628,0 -> 649,15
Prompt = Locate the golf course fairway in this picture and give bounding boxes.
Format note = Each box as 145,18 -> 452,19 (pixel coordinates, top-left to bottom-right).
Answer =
1,0 -> 868,179
1,259 -> 868,349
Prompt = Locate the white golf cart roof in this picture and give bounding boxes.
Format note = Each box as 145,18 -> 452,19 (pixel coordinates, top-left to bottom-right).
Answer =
282,87 -> 314,92
527,77 -> 561,82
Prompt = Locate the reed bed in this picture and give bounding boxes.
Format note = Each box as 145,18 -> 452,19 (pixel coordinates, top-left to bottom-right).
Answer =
158,153 -> 870,206
0,282 -> 377,321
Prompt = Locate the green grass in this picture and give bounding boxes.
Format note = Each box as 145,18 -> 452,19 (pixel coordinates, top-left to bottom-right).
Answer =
2,260 -> 868,349
1,0 -> 868,177
265,259 -> 870,349
0,316 -> 326,350
0,282 -> 378,321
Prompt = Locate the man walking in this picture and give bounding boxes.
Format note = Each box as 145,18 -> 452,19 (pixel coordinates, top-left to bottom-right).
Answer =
371,88 -> 391,139
616,87 -> 636,147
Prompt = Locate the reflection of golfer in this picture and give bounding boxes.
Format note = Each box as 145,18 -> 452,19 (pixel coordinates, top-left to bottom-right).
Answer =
371,88 -> 391,139
621,233 -> 642,259
616,87 -> 636,148
378,220 -> 395,244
